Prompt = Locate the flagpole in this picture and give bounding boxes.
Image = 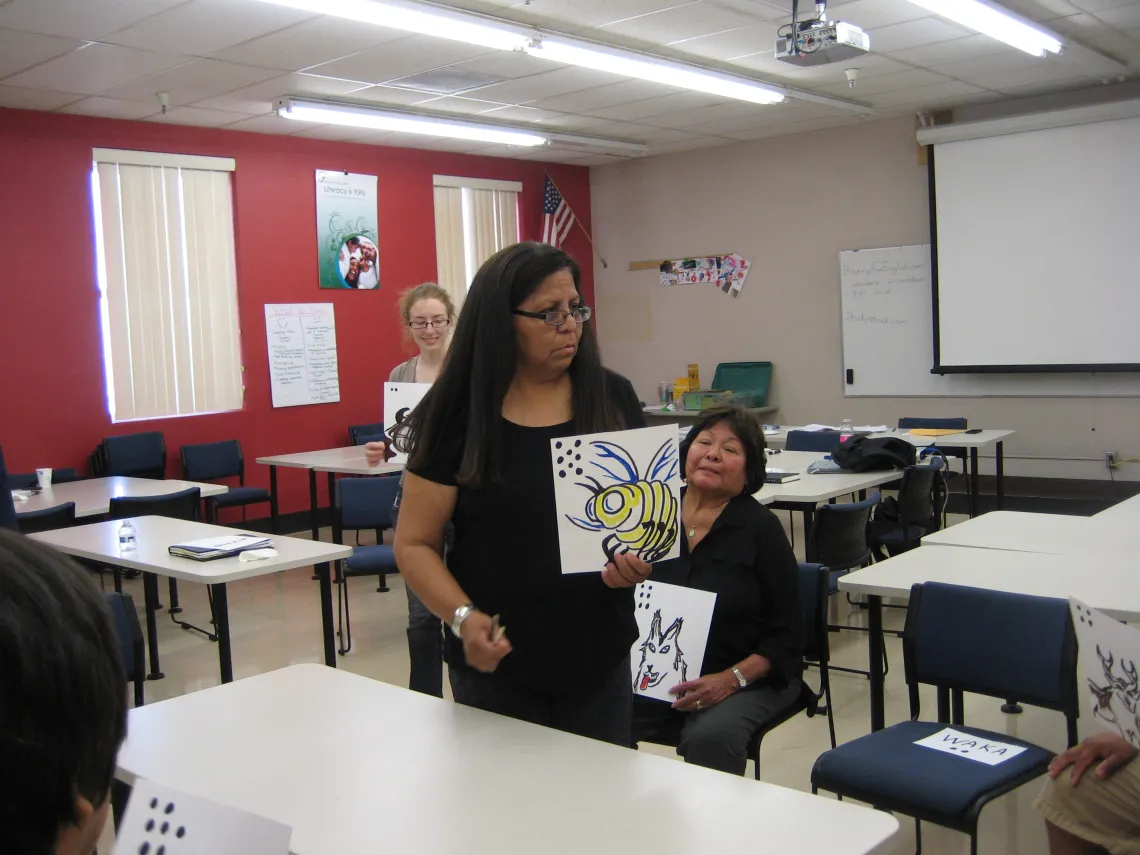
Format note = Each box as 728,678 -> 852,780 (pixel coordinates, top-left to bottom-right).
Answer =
544,171 -> 608,269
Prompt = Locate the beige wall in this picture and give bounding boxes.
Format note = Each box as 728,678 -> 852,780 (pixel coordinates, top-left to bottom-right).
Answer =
590,116 -> 1140,482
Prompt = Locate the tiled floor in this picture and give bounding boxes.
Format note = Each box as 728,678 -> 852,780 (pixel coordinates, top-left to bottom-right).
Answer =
99,512 -> 1066,855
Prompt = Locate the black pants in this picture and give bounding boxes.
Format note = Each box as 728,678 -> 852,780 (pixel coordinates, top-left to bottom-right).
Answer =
449,655 -> 632,747
632,678 -> 802,775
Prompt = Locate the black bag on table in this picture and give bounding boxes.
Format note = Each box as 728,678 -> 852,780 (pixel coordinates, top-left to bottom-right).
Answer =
831,436 -> 917,472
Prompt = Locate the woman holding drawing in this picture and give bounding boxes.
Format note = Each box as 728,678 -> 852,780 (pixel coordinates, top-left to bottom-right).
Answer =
630,406 -> 804,775
363,282 -> 455,697
392,241 -> 650,746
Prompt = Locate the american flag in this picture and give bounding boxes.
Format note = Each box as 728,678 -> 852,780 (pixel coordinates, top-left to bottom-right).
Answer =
542,175 -> 574,248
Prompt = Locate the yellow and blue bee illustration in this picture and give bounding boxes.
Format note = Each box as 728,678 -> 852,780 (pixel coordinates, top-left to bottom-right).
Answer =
559,436 -> 680,563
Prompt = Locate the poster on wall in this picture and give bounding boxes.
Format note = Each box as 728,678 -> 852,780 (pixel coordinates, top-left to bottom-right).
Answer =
265,304 -> 340,408
315,170 -> 379,290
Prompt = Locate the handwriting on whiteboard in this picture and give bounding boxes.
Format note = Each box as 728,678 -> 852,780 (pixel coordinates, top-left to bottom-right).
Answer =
845,311 -> 906,326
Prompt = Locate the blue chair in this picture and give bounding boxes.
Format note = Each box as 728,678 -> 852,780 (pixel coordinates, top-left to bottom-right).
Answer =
333,475 -> 402,654
104,592 -> 146,706
180,440 -> 271,525
811,582 -> 1079,855
349,422 -> 386,446
9,468 -> 79,489
101,431 -> 167,479
870,459 -> 947,561
898,416 -> 969,501
786,430 -> 842,453
16,501 -> 76,534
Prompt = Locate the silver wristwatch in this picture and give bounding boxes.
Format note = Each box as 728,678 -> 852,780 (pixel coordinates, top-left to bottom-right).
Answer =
731,667 -> 748,689
450,603 -> 475,639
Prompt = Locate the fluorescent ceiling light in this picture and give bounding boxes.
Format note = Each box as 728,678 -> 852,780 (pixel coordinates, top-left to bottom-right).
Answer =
276,98 -> 548,146
257,0 -> 532,51
525,36 -> 785,105
906,0 -> 1063,57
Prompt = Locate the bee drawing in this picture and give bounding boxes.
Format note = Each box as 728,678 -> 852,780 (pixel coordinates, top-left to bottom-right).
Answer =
561,437 -> 679,563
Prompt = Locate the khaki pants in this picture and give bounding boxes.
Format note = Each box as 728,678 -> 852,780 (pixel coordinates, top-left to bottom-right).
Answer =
1035,759 -> 1140,855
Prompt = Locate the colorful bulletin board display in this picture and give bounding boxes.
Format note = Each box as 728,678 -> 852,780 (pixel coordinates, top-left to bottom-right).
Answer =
657,253 -> 750,298
316,170 -> 379,290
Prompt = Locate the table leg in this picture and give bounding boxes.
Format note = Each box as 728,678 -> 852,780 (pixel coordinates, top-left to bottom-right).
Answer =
995,441 -> 1005,510
868,595 -> 885,731
210,583 -> 233,683
969,447 -> 980,518
951,688 -> 964,726
142,572 -> 164,681
269,465 -> 279,534
802,507 -> 817,562
309,469 -> 320,540
317,561 -> 337,667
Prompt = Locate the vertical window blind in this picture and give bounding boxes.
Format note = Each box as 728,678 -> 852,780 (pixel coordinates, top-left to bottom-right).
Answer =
92,150 -> 243,422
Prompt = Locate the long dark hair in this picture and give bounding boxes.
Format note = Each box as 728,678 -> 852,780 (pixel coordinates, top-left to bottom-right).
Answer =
400,241 -> 624,487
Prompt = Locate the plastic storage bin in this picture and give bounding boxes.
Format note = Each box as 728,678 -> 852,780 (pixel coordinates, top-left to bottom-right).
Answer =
711,362 -> 773,408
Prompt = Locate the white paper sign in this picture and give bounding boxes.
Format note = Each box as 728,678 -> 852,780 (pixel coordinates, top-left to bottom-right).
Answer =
384,382 -> 431,464
632,580 -> 716,703
1071,598 -> 1140,748
913,727 -> 1029,765
265,303 -> 340,408
551,424 -> 682,575
114,778 -> 292,855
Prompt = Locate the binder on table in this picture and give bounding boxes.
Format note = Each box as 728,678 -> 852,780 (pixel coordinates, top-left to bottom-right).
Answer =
168,535 -> 272,561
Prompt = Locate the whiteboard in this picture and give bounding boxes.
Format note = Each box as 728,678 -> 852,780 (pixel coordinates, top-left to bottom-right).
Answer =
839,246 -> 1140,398
265,303 -> 341,408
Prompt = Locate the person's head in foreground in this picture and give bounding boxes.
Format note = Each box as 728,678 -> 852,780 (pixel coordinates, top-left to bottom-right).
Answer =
680,405 -> 767,499
404,241 -> 622,486
0,529 -> 127,855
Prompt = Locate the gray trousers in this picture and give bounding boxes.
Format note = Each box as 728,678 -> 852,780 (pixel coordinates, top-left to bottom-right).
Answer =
632,678 -> 802,775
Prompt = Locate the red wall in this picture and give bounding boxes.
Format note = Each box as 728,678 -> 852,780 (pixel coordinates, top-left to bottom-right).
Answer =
0,107 -> 594,515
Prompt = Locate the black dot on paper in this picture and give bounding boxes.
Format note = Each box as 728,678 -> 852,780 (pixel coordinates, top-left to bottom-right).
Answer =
574,440 -> 582,448
555,441 -> 563,449
576,468 -> 583,476
161,821 -> 169,834
139,844 -> 150,855
157,847 -> 165,855
176,828 -> 186,839
145,820 -> 155,832
558,471 -> 566,478
164,803 -> 175,815
557,456 -> 564,465
575,454 -> 581,461
149,798 -> 158,810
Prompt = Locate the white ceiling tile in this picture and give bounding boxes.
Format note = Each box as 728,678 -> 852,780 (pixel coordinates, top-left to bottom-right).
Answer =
0,28 -> 82,79
1001,0 -> 1084,21
531,112 -> 627,130
888,33 -> 1026,66
661,22 -> 781,60
1073,0 -> 1140,11
473,104 -> 564,122
497,0 -> 696,33
867,17 -> 975,53
59,95 -> 161,119
212,16 -> 412,71
928,53 -> 1052,82
447,51 -> 564,80
348,84 -> 453,107
104,0 -> 317,57
670,113 -> 778,135
962,65 -> 1098,93
0,84 -> 83,110
192,72 -> 370,114
1,42 -> 190,95
627,125 -> 713,142
869,79 -> 991,107
1091,4 -> 1140,28
815,67 -> 951,96
462,66 -> 627,102
305,36 -> 494,86
0,0 -> 184,40
145,105 -> 253,127
101,59 -> 281,106
583,90 -> 726,119
598,2 -> 766,44
637,100 -> 771,128
292,124 -> 376,142
527,79 -> 680,112
222,113 -> 317,134
647,135 -> 734,153
824,0 -> 933,30
412,95 -> 513,114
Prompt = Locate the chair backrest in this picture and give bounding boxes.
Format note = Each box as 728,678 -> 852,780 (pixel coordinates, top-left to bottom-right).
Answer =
810,494 -> 880,572
786,430 -> 842,453
349,422 -> 385,446
181,440 -> 243,482
904,582 -> 1078,719
798,563 -> 830,665
103,592 -> 142,680
894,463 -> 941,527
108,487 -> 201,522
336,476 -> 401,531
16,502 -> 77,534
897,416 -> 967,431
103,432 -> 167,479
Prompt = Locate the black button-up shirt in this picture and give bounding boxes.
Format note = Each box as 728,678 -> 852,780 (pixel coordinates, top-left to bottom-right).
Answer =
651,490 -> 804,687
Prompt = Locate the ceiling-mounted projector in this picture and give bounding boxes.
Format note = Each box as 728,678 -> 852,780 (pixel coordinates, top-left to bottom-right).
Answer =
775,0 -> 870,67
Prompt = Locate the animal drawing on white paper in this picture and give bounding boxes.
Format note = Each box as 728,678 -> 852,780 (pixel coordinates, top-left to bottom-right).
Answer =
1071,599 -> 1140,749
630,581 -> 716,703
1090,646 -> 1140,746
560,434 -> 679,563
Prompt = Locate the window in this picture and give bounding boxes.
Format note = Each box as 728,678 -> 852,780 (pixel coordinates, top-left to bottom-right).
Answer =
432,175 -> 521,314
92,149 -> 243,422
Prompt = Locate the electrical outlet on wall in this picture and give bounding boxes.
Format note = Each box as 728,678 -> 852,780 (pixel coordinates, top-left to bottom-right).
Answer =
1105,451 -> 1118,469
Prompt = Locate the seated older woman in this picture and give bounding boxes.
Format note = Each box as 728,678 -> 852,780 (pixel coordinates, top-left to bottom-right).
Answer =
631,405 -> 804,776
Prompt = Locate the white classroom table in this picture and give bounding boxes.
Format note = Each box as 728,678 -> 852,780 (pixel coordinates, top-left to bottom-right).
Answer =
256,446 -> 403,540
114,664 -> 900,855
838,544 -> 1140,732
920,510 -> 1104,555
30,516 -> 350,682
766,427 -> 1016,515
1093,492 -> 1140,526
13,476 -> 228,519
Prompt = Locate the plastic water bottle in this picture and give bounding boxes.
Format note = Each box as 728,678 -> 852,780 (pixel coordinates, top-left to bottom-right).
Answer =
118,520 -> 137,552
839,419 -> 854,442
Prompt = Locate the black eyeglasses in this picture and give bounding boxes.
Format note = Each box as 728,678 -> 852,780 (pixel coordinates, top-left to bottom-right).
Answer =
512,306 -> 593,327
408,318 -> 451,330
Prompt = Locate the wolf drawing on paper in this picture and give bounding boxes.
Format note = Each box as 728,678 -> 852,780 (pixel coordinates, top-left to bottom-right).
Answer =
1089,646 -> 1140,747
561,437 -> 679,563
634,609 -> 687,694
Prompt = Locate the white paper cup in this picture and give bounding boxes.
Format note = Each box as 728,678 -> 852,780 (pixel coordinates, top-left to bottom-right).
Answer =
36,468 -> 53,489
